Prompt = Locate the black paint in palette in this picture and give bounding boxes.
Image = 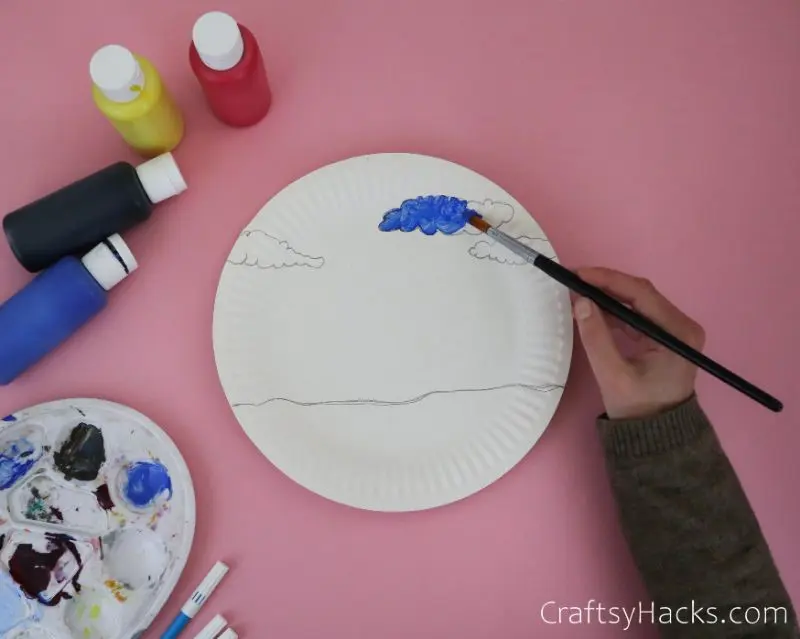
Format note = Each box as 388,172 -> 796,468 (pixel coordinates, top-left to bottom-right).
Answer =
9,533 -> 83,605
53,423 -> 106,481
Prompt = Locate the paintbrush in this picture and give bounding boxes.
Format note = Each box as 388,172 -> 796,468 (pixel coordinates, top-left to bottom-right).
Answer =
467,216 -> 783,413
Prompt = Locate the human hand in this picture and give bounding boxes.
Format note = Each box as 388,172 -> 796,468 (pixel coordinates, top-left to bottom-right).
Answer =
572,267 -> 706,420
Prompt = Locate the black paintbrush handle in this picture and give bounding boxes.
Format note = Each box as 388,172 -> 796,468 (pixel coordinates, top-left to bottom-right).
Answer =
533,255 -> 783,413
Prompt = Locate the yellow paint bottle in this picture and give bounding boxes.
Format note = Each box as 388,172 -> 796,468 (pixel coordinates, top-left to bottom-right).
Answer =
90,45 -> 184,157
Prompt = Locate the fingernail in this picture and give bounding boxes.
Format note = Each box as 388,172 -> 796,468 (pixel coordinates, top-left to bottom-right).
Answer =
574,298 -> 592,320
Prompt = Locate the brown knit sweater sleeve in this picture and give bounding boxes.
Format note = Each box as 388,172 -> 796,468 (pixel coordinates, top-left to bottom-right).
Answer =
599,396 -> 798,638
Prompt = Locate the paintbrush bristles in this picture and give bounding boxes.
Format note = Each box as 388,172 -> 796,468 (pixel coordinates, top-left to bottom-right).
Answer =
468,215 -> 490,233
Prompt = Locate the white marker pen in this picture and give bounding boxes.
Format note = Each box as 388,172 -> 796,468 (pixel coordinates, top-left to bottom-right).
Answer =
192,614 -> 227,639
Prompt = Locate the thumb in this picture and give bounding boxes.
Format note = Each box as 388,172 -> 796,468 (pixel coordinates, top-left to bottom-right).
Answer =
573,297 -> 628,383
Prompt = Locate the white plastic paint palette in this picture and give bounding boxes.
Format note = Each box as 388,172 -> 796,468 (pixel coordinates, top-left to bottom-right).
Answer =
0,399 -> 195,639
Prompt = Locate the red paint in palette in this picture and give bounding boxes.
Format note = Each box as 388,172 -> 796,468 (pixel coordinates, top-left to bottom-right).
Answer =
9,534 -> 84,605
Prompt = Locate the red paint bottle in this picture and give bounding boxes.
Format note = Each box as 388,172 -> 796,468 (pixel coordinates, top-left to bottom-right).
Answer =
189,12 -> 272,127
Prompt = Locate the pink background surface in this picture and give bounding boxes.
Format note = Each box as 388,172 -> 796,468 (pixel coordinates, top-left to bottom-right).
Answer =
0,0 -> 799,636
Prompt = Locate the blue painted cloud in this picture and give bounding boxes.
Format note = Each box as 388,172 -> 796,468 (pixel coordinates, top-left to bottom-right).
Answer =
378,195 -> 478,235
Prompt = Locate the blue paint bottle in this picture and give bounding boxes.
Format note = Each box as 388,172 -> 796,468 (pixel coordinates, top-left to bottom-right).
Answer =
0,234 -> 137,384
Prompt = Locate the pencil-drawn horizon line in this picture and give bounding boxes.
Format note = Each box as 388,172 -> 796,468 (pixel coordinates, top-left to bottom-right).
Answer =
232,382 -> 564,409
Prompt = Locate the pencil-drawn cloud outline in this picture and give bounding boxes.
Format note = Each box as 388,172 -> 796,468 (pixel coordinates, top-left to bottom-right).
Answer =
227,230 -> 325,269
461,199 -> 515,235
468,236 -> 554,264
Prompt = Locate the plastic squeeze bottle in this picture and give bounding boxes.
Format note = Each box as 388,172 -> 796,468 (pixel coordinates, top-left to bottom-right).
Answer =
91,45 -> 184,156
0,235 -> 137,385
3,152 -> 186,272
189,11 -> 272,127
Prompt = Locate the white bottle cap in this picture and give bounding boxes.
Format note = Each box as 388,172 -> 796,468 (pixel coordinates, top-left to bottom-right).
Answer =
90,45 -> 146,103
192,614 -> 227,639
218,630 -> 238,639
81,234 -> 138,291
135,152 -> 187,204
193,12 -> 245,71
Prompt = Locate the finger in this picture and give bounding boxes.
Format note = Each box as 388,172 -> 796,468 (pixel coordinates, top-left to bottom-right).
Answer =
576,267 -> 661,308
575,267 -> 705,347
573,297 -> 631,384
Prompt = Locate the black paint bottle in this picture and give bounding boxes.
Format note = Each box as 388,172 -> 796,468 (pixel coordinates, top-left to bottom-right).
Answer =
3,152 -> 186,272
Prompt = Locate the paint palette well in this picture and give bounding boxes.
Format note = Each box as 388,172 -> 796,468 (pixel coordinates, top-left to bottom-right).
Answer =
0,399 -> 195,639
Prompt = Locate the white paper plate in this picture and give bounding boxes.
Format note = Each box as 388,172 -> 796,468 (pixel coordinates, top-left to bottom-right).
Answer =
213,154 -> 572,511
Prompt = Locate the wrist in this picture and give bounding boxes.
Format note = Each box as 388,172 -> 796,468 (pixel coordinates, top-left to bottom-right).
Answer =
604,390 -> 694,421
598,395 -> 711,459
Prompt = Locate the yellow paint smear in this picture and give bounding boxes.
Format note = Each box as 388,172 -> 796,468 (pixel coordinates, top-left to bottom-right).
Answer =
104,579 -> 129,603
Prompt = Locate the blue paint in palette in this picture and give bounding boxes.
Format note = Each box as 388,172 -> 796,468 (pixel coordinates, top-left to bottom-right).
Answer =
0,438 -> 40,490
122,461 -> 173,509
378,195 -> 476,235
2,414 -> 17,422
